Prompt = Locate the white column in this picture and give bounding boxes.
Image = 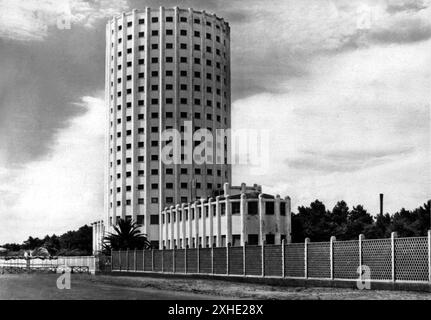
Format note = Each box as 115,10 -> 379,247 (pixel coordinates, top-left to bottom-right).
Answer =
98,222 -> 102,252
165,207 -> 169,249
240,193 -> 247,246
258,194 -> 265,245
92,223 -> 96,254
181,203 -> 186,248
216,196 -> 221,247
285,196 -> 292,244
201,198 -> 206,248
194,202 -> 199,248
208,198 -> 214,247
275,195 -> 281,244
188,206 -> 193,248
175,204 -> 181,249
170,206 -> 175,249
159,210 -> 164,250
226,196 -> 232,246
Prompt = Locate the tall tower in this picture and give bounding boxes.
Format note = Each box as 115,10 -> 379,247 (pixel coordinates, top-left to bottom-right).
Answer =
105,7 -> 231,247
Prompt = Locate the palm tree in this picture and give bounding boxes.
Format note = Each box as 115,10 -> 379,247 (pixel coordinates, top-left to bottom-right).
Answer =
103,219 -> 151,251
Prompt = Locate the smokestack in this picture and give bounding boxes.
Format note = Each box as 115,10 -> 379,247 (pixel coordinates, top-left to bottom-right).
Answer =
380,193 -> 384,215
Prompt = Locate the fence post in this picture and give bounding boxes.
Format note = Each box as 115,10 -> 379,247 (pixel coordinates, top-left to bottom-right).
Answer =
359,234 -> 364,281
304,238 -> 310,279
428,230 -> 431,283
126,248 -> 129,271
391,232 -> 397,282
173,246 -> 176,273
330,236 -> 336,280
197,245 -> 200,274
226,243 -> 230,276
143,248 -> 145,272
134,249 -> 137,272
211,245 -> 215,274
161,247 -> 165,272
261,241 -> 265,277
185,246 -> 188,274
151,249 -> 154,272
119,250 -> 122,271
243,243 -> 247,276
281,239 -> 285,278
110,249 -> 113,271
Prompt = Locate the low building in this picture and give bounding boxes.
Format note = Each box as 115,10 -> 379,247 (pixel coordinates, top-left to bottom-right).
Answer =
160,183 -> 292,249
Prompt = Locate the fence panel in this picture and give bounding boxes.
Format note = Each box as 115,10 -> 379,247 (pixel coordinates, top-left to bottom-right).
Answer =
264,245 -> 282,277
163,250 -> 173,272
186,249 -> 198,273
213,247 -> 227,274
395,237 -> 428,282
228,247 -> 243,275
153,250 -> 163,272
109,234 -> 431,284
175,249 -> 185,273
128,251 -> 135,271
112,252 -> 120,270
199,248 -> 212,274
143,250 -> 153,271
245,246 -> 262,276
334,240 -> 359,279
362,239 -> 392,281
285,243 -> 305,278
119,251 -> 128,270
136,251 -> 144,271
307,242 -> 331,278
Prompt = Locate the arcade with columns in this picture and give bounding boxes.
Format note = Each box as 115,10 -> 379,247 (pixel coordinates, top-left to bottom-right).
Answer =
159,183 -> 292,249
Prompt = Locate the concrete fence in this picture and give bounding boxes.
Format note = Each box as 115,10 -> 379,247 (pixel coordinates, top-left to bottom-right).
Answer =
0,256 -> 98,274
111,231 -> 431,284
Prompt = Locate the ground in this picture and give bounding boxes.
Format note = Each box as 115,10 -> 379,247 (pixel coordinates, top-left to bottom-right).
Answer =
1,273 -> 431,300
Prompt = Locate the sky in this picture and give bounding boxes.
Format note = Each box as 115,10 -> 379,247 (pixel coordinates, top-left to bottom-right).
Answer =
0,0 -> 430,244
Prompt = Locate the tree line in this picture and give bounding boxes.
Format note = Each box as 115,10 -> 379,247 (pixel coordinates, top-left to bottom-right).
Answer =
292,200 -> 430,242
1,200 -> 429,255
1,225 -> 92,256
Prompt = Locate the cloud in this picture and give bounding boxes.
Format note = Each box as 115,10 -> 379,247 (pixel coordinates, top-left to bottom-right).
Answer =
0,0 -> 128,41
0,95 -> 105,244
386,0 -> 428,13
232,39 -> 431,215
0,20 -> 107,167
286,147 -> 416,172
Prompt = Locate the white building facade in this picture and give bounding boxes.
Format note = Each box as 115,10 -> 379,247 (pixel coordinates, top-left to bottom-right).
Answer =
104,7 -> 232,248
160,183 -> 292,249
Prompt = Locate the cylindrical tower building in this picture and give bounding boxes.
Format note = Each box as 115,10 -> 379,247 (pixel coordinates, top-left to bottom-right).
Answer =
105,7 -> 231,248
